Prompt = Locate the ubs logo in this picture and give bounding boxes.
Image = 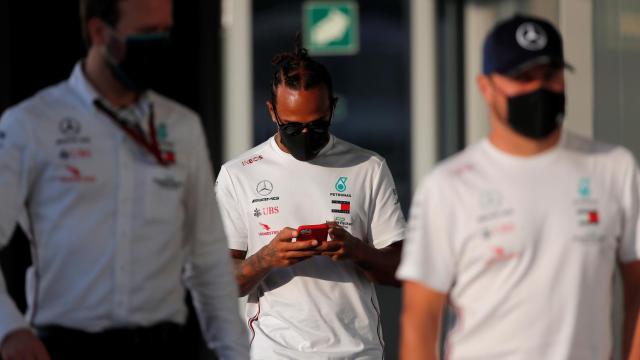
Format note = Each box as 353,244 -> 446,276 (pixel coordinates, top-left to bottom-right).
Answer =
256,180 -> 273,196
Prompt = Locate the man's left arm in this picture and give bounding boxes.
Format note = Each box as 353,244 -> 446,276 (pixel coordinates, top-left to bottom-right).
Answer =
182,118 -> 249,360
319,160 -> 406,286
619,155 -> 640,360
621,261 -> 640,360
320,227 -> 402,286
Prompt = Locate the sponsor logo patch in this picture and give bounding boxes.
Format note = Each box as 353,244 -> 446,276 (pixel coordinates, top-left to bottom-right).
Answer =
243,155 -> 264,167
59,148 -> 92,160
59,117 -> 82,136
253,206 -> 279,218
252,196 -> 280,203
56,118 -> 90,145
335,177 -> 348,192
577,209 -> 599,226
258,223 -> 279,237
486,246 -> 521,266
334,216 -> 353,227
256,180 -> 274,196
59,165 -> 95,183
331,200 -> 350,214
153,176 -> 183,190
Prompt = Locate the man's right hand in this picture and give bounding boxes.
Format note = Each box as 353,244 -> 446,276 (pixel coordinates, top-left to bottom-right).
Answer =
231,227 -> 320,296
257,227 -> 319,269
0,329 -> 50,360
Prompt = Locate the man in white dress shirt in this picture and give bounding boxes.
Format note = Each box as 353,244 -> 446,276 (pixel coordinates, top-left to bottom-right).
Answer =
0,0 -> 248,359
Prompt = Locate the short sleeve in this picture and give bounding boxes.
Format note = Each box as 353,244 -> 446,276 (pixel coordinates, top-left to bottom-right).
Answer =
618,151 -> 640,263
368,160 -> 406,249
215,166 -> 248,251
396,175 -> 457,293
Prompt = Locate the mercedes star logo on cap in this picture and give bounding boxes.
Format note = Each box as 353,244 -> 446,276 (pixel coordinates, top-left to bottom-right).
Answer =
256,180 -> 274,196
516,22 -> 547,51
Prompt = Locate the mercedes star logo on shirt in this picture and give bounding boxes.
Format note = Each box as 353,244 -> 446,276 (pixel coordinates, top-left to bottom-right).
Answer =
256,180 -> 274,196
59,117 -> 82,136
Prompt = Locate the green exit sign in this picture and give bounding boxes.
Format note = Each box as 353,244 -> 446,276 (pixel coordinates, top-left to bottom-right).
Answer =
303,1 -> 360,56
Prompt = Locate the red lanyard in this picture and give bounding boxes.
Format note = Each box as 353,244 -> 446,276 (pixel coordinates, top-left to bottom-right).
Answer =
94,100 -> 172,166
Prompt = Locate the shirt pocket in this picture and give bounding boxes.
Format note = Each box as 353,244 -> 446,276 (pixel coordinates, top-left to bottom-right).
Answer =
143,165 -> 188,221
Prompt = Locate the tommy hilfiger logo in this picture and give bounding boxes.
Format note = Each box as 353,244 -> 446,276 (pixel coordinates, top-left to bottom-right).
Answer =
577,209 -> 599,226
331,200 -> 350,214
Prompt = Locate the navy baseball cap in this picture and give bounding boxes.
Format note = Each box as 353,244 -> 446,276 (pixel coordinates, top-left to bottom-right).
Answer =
483,14 -> 572,76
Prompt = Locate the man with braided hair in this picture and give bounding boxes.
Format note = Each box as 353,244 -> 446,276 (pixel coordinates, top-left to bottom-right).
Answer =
215,39 -> 406,359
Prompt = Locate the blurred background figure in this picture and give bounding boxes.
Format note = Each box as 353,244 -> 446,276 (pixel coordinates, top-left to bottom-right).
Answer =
1,0 -> 640,359
398,14 -> 640,360
0,0 -> 247,359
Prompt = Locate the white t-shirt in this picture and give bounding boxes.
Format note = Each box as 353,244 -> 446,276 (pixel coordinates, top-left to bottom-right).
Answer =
397,131 -> 640,360
216,135 -> 405,359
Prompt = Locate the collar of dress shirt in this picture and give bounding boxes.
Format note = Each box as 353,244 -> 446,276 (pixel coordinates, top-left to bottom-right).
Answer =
69,60 -> 152,125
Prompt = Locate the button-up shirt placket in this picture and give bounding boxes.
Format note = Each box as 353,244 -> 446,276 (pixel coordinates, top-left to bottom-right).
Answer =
112,128 -> 134,322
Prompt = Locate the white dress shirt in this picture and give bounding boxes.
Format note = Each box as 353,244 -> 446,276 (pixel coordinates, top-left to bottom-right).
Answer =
0,62 -> 249,359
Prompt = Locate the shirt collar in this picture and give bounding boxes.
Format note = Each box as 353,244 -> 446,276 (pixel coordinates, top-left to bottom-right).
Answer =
69,61 -> 100,111
69,60 -> 152,124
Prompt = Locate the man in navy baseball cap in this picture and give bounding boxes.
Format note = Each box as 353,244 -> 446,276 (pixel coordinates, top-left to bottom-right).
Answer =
483,14 -> 572,76
399,13 -> 640,360
477,14 -> 571,140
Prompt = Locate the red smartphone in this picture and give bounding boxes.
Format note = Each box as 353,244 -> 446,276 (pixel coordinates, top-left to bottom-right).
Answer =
296,223 -> 329,242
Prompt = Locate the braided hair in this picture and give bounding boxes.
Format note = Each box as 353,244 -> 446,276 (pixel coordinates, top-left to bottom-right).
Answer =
270,34 -> 338,107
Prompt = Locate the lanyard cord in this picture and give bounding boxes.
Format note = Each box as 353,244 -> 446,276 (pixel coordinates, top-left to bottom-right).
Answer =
94,99 -> 171,166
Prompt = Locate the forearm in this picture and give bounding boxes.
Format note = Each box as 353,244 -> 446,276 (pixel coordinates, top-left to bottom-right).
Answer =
354,243 -> 402,286
623,292 -> 640,359
0,272 -> 29,347
400,306 -> 440,360
234,249 -> 272,297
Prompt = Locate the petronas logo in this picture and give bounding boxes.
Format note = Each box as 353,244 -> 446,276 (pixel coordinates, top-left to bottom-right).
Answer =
335,177 -> 348,192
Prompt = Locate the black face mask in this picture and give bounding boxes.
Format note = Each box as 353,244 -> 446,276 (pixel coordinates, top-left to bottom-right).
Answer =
278,119 -> 331,161
106,32 -> 172,92
507,88 -> 565,139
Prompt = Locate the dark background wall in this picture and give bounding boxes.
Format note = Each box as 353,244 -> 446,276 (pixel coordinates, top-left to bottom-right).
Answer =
0,1 -> 222,358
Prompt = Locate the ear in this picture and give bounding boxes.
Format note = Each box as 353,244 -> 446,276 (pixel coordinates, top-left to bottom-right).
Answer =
266,100 -> 277,124
87,18 -> 110,47
477,74 -> 494,104
332,96 -> 339,108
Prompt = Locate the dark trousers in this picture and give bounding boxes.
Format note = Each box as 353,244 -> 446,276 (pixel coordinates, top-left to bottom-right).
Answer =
37,322 -> 186,360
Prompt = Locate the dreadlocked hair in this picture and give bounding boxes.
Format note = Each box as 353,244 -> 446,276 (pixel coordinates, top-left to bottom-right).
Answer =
270,33 -> 337,106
